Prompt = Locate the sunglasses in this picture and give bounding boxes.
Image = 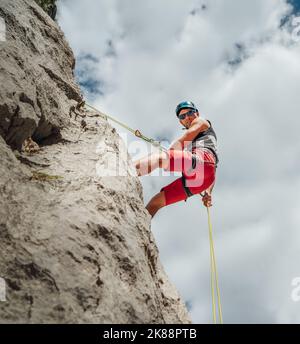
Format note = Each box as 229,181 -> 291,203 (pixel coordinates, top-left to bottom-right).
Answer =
177,109 -> 197,120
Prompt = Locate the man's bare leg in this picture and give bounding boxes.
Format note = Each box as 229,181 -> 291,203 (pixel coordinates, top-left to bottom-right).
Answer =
133,151 -> 169,176
146,191 -> 166,218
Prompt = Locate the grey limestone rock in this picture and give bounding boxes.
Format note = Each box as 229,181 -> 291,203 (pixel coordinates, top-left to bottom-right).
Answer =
0,0 -> 192,324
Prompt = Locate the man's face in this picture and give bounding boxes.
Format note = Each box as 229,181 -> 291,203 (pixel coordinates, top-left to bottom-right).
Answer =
178,108 -> 199,128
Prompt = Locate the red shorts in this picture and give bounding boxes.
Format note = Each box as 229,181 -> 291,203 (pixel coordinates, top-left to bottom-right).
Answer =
160,149 -> 216,206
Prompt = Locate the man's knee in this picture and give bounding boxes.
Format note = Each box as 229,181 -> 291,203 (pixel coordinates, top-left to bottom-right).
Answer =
149,191 -> 166,208
146,191 -> 167,217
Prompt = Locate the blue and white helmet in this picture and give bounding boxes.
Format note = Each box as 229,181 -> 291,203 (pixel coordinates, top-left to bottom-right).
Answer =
175,101 -> 198,117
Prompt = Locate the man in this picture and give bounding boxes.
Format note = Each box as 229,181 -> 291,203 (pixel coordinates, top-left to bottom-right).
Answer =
134,101 -> 219,218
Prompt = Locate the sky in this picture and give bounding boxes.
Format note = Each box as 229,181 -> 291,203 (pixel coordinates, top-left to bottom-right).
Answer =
57,0 -> 300,324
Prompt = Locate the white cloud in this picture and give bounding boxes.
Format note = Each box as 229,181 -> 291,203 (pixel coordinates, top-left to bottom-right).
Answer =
58,0 -> 300,323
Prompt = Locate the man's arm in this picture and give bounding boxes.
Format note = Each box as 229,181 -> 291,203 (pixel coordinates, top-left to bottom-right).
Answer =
169,118 -> 210,150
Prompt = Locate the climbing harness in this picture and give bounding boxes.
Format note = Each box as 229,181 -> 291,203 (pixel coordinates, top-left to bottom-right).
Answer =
182,151 -> 217,202
181,117 -> 219,202
199,192 -> 223,324
83,102 -> 223,323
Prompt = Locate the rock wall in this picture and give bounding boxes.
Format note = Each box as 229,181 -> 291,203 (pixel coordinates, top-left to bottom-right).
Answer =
0,0 -> 82,151
0,0 -> 192,323
34,1 -> 57,20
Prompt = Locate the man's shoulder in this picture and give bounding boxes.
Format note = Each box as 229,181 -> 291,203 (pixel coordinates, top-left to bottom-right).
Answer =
195,116 -> 211,129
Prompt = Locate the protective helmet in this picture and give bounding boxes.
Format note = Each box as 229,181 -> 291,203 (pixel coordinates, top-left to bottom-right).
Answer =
175,101 -> 198,117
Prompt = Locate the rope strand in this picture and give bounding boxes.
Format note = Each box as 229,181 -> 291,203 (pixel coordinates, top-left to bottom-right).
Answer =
207,206 -> 223,324
85,103 -> 168,152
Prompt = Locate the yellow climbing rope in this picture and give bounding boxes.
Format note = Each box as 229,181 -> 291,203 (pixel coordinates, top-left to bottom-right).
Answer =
200,197 -> 223,324
84,102 -> 223,323
85,103 -> 168,152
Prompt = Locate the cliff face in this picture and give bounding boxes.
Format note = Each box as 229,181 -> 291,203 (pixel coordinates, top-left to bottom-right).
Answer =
0,0 -> 81,151
0,0 -> 192,323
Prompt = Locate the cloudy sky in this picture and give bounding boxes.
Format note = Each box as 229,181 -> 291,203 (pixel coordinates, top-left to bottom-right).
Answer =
57,0 -> 300,323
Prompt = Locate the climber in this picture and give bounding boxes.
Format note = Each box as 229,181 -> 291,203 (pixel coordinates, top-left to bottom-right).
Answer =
133,101 -> 219,218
